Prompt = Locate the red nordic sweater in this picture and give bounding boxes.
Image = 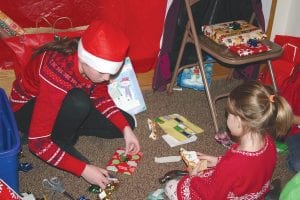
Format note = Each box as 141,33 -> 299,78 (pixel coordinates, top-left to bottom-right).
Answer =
10,51 -> 129,176
177,135 -> 276,200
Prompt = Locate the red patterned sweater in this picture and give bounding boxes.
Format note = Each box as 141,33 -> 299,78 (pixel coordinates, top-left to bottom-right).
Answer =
10,51 -> 129,176
177,135 -> 276,200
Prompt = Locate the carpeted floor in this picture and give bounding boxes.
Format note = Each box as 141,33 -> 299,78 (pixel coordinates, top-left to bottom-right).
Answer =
18,79 -> 294,200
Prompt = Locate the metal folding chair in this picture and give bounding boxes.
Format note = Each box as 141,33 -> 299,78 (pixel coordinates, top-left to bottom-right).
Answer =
167,0 -> 283,134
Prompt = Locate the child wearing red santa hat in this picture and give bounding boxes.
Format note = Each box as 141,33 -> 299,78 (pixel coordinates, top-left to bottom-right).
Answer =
10,20 -> 140,189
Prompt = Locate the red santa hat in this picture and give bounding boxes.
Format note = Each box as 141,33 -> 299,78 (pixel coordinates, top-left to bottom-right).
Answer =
78,20 -> 129,75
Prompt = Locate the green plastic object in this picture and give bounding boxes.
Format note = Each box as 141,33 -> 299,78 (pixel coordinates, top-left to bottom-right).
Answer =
279,172 -> 300,200
275,141 -> 288,154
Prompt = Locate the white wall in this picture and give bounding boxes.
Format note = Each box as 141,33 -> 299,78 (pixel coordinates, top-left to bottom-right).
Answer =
270,0 -> 300,40
262,0 -> 272,31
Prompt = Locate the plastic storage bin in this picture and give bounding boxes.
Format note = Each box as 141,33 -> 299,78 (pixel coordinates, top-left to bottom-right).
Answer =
0,88 -> 21,193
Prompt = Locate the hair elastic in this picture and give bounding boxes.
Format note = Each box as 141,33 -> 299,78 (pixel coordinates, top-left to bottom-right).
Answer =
269,95 -> 275,103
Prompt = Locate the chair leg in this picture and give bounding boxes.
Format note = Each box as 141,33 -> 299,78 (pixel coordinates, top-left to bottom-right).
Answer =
267,60 -> 278,93
184,2 -> 219,133
196,54 -> 220,133
167,23 -> 191,95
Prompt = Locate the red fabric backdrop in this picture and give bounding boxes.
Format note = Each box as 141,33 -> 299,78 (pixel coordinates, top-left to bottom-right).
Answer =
0,0 -> 167,73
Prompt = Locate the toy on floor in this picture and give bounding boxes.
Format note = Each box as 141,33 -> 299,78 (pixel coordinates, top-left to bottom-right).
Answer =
18,149 -> 33,173
42,177 -> 75,200
18,162 -> 33,172
98,182 -> 119,200
18,150 -> 25,159
76,195 -> 90,200
87,173 -> 119,199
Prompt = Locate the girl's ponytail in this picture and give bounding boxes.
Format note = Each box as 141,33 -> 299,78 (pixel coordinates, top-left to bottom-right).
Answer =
274,95 -> 293,138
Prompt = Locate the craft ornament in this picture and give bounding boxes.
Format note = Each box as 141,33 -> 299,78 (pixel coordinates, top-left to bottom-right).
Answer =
179,148 -> 208,172
148,118 -> 158,140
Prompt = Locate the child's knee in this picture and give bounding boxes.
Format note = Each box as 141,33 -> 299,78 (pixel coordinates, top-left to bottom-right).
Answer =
65,88 -> 91,113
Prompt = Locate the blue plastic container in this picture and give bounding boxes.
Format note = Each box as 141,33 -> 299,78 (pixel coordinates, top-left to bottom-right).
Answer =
0,88 -> 21,193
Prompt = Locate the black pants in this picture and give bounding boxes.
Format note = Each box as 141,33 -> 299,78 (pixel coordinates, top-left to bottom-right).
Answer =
14,88 -> 135,162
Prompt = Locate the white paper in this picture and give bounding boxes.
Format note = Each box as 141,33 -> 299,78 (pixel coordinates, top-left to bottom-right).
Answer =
162,134 -> 197,148
154,156 -> 182,163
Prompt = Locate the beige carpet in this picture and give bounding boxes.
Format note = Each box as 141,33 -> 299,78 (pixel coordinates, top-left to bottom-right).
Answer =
18,79 -> 294,199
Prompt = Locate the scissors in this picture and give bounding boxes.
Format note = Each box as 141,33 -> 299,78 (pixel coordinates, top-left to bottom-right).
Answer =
42,177 -> 75,200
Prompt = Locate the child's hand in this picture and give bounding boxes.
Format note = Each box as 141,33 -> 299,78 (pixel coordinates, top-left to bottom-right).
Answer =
81,164 -> 110,189
123,126 -> 140,155
187,164 -> 204,176
197,153 -> 218,168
